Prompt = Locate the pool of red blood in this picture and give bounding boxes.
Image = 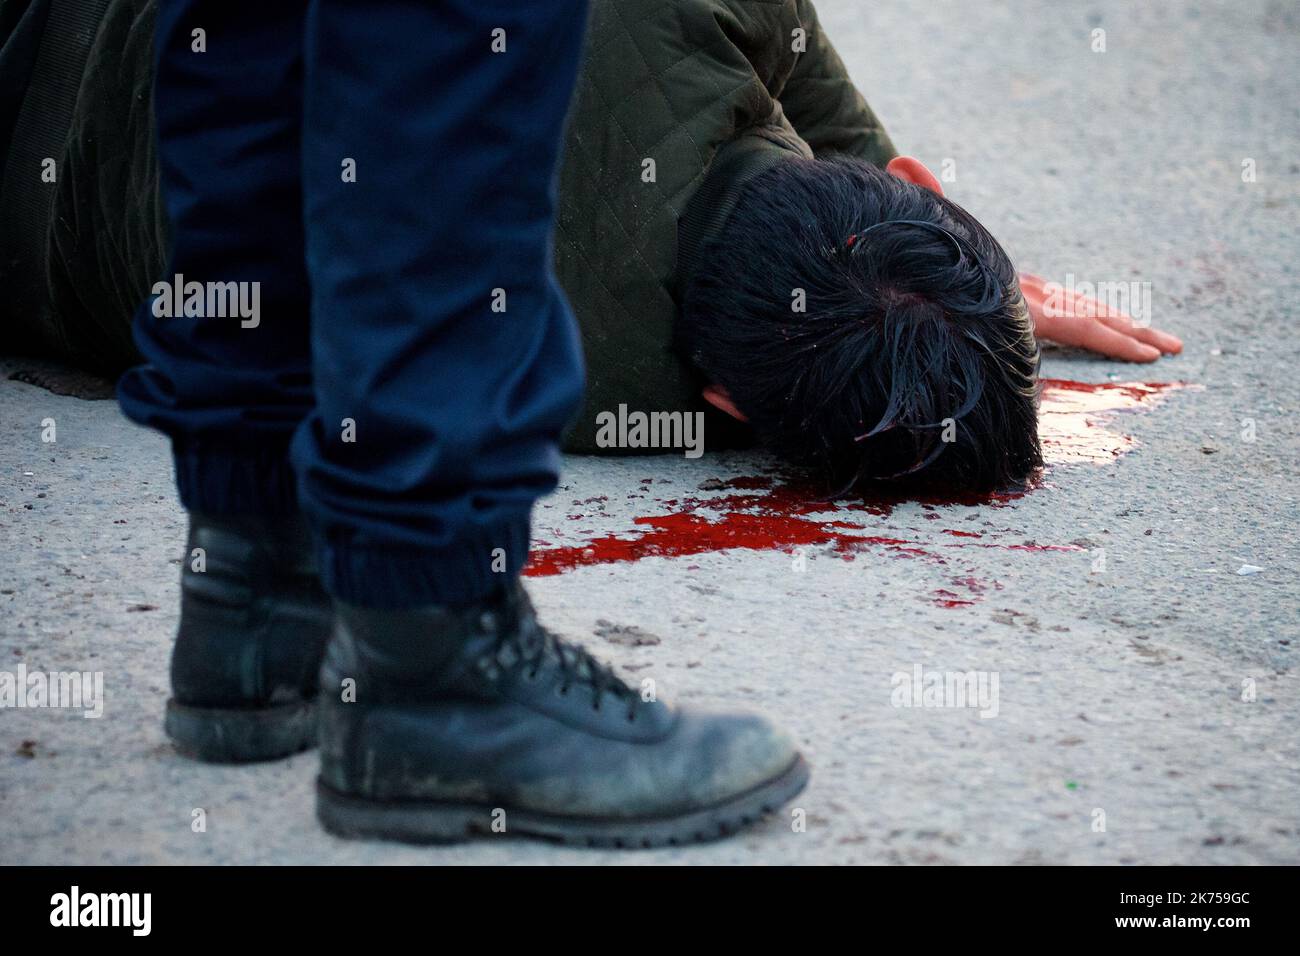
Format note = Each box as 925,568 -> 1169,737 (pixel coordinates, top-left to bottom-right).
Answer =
1037,378 -> 1183,465
525,380 -> 1187,592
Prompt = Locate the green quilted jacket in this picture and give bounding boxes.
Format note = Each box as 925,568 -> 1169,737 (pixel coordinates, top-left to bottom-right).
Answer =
556,0 -> 897,449
1,0 -> 896,451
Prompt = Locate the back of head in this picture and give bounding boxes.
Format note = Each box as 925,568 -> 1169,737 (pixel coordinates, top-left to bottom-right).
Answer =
678,154 -> 1043,493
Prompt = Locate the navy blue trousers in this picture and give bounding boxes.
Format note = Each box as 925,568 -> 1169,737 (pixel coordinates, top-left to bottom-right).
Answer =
119,0 -> 588,607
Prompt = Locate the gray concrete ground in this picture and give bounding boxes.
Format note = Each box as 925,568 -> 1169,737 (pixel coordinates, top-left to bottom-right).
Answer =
2,0 -> 1298,864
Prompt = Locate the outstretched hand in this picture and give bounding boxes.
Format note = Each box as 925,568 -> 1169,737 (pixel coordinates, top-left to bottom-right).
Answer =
1019,272 -> 1182,363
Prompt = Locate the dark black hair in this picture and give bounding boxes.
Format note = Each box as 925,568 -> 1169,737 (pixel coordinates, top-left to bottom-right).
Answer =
678,154 -> 1042,493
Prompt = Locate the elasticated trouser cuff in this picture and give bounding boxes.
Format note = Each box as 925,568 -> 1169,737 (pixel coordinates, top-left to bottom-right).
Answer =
173,440 -> 299,517
317,518 -> 530,608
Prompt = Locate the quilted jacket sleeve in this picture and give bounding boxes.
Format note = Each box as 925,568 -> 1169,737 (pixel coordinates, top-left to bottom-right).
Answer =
777,0 -> 898,167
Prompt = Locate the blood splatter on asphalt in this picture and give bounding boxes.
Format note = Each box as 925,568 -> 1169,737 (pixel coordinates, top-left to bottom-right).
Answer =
525,380 -> 1189,600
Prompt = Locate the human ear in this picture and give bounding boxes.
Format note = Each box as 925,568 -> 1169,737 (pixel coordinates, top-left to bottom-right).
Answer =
886,156 -> 945,196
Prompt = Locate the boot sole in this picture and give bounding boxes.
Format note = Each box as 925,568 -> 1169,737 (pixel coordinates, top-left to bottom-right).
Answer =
316,754 -> 810,849
165,698 -> 317,763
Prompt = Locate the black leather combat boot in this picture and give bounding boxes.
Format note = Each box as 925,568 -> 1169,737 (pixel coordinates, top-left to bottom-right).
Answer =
315,583 -> 808,847
164,513 -> 332,762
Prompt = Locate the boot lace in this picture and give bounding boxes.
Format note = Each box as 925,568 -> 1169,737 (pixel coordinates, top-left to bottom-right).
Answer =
477,595 -> 642,721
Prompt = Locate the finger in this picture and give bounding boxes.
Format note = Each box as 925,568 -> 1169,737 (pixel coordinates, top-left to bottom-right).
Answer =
1023,275 -> 1183,356
1076,319 -> 1162,362
1095,314 -> 1184,354
1069,295 -> 1184,355
1061,291 -> 1184,355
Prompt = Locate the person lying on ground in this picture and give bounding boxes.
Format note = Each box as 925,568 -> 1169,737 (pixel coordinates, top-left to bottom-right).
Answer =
2,0 -> 1181,494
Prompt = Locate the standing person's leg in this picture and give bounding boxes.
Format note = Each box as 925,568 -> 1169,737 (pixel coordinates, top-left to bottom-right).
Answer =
122,0 -> 314,510
118,0 -> 331,762
293,0 -> 585,605
300,0 -> 808,846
